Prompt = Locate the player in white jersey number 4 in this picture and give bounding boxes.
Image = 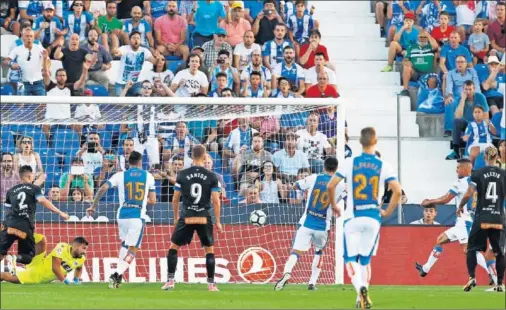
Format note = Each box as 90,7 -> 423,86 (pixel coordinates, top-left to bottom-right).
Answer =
414,158 -> 497,287
87,151 -> 156,289
328,127 -> 402,309
274,157 -> 345,291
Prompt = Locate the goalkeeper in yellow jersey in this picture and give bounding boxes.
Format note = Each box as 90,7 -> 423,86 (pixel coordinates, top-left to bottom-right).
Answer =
0,235 -> 88,285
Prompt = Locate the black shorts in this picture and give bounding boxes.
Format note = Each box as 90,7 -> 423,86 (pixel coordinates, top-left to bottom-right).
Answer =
467,221 -> 505,254
171,217 -> 214,247
0,223 -> 35,258
486,97 -> 504,110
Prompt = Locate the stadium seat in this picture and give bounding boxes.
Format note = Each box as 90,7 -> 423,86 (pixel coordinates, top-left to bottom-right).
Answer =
86,84 -> 109,97
50,60 -> 63,82
51,130 -> 80,154
31,132 -> 48,152
0,84 -> 14,95
0,35 -> 17,59
1,128 -> 15,150
16,125 -> 43,136
98,130 -> 113,149
105,61 -> 120,85
168,60 -> 183,73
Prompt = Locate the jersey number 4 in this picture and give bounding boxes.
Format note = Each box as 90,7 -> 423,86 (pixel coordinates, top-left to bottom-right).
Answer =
17,192 -> 28,210
485,182 -> 498,203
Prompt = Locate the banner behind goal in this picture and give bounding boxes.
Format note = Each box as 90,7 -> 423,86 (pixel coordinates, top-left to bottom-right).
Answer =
0,96 -> 345,285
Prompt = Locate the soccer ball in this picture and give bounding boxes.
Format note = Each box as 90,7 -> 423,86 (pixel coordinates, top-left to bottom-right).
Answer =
249,210 -> 267,227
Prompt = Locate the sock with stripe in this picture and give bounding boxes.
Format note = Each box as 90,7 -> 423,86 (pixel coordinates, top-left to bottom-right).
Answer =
422,245 -> 443,273
117,251 -> 135,276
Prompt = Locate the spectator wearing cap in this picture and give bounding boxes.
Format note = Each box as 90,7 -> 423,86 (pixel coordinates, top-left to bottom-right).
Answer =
59,157 -> 94,202
304,52 -> 337,90
240,48 -> 272,90
487,2 -> 505,61
305,72 -> 339,98
171,53 -> 209,97
253,0 -> 284,45
7,28 -> 49,96
33,3 -> 64,49
54,33 -> 91,84
122,6 -> 154,52
82,28 -> 112,88
431,11 -> 455,47
416,0 -> 442,33
478,56 -> 505,116
175,46 -> 210,80
382,11 -> 419,72
272,133 -> 310,184
96,0 -> 123,53
112,31 -> 162,97
233,30 -> 261,71
191,0 -> 226,47
262,23 -> 292,71
244,0 -> 264,23
64,0 -> 95,44
209,49 -> 241,95
271,45 -> 305,95
287,0 -> 318,55
202,28 -> 233,69
0,0 -> 19,36
386,0 -> 412,45
219,1 -> 251,48
154,0 -> 189,62
19,0 -> 45,23
299,29 -> 331,70
399,30 -> 438,96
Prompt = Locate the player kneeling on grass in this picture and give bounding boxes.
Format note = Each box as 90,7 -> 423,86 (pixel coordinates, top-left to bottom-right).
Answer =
0,236 -> 88,285
0,165 -> 69,272
275,157 -> 344,291
87,151 -> 156,289
161,145 -> 222,292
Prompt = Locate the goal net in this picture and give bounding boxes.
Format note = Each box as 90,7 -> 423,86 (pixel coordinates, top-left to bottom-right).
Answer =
0,96 -> 345,285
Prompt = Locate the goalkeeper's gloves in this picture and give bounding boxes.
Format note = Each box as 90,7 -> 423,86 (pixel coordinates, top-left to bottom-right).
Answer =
73,278 -> 81,285
63,279 -> 71,285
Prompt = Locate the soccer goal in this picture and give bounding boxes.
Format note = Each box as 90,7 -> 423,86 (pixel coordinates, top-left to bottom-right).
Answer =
0,96 -> 346,285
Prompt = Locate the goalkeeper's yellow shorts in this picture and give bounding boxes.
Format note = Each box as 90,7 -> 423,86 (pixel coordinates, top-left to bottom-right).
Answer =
17,233 -> 46,284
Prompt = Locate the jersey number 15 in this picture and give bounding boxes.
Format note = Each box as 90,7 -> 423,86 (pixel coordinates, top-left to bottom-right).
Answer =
126,182 -> 145,201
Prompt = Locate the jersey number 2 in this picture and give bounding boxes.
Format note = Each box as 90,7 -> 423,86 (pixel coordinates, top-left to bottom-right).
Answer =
191,184 -> 202,204
485,182 -> 498,203
17,192 -> 28,210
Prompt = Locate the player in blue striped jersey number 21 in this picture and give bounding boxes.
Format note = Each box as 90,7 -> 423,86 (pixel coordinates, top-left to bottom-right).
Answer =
274,157 -> 345,291
328,127 -> 402,309
87,151 -> 156,289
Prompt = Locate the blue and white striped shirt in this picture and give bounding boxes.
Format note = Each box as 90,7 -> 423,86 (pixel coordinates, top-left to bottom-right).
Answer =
64,11 -> 94,41
262,39 -> 293,67
122,19 -> 152,48
465,121 -> 493,145
287,13 -> 314,44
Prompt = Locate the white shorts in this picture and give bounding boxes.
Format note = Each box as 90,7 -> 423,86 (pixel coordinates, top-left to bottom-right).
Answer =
467,142 -> 493,155
344,217 -> 381,259
292,226 -> 329,252
444,225 -> 468,244
118,218 -> 145,248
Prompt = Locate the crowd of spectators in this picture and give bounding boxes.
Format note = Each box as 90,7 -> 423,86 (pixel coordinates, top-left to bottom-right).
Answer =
376,0 -> 505,161
0,0 -> 346,210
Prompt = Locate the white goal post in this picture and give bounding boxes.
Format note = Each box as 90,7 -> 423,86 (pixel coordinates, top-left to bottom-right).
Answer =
0,96 -> 345,285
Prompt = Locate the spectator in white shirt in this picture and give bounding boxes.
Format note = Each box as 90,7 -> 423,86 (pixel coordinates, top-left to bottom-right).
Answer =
295,112 -> 333,173
304,52 -> 337,90
76,132 -> 104,175
7,29 -> 48,96
111,31 -> 162,96
171,53 -> 209,97
233,30 -> 261,71
410,204 -> 440,225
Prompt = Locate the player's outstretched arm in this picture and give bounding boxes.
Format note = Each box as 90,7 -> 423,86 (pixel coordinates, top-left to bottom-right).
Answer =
327,175 -> 344,216
37,196 -> 69,220
382,179 -> 402,218
87,183 -> 110,215
458,185 -> 476,216
421,192 -> 456,206
52,257 -> 69,284
212,191 -> 222,233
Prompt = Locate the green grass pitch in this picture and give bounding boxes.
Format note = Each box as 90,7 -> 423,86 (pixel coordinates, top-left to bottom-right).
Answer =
1,283 -> 505,309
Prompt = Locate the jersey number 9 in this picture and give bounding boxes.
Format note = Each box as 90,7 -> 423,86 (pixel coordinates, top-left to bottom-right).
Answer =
126,182 -> 145,201
353,174 -> 379,202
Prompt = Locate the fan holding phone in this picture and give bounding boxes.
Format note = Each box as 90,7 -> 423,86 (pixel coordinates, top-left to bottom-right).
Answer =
76,132 -> 105,176
59,158 -> 94,202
